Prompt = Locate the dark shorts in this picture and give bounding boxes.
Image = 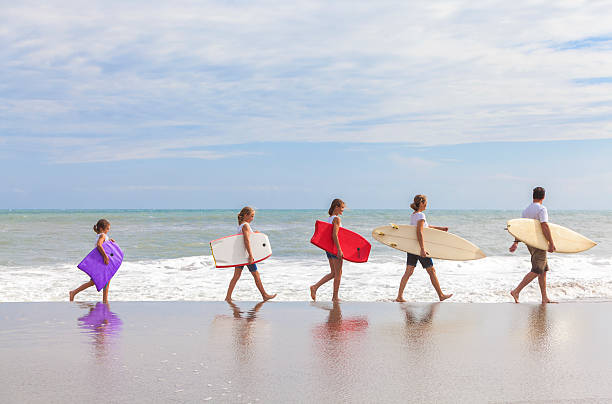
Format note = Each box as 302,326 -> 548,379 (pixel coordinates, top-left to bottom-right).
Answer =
236,264 -> 258,273
406,253 -> 434,269
527,246 -> 549,274
326,251 -> 340,260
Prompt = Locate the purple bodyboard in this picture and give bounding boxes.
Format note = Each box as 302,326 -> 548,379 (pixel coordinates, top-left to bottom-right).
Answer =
77,241 -> 124,291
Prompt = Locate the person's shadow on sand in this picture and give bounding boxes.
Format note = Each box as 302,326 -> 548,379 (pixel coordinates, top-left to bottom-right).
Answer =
77,302 -> 123,359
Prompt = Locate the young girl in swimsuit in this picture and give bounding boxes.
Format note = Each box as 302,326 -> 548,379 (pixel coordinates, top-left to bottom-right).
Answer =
395,195 -> 453,302
225,207 -> 277,302
310,198 -> 345,302
69,219 -> 115,303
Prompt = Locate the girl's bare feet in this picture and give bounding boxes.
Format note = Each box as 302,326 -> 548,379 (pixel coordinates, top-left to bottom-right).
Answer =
331,297 -> 341,302
263,293 -> 277,301
225,296 -> 232,302
69,290 -> 76,301
439,293 -> 453,302
310,285 -> 316,301
542,298 -> 558,304
395,297 -> 406,302
510,290 -> 520,303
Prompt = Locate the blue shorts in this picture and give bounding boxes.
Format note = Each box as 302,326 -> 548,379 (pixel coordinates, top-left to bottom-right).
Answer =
406,253 -> 433,269
236,264 -> 258,272
326,251 -> 340,260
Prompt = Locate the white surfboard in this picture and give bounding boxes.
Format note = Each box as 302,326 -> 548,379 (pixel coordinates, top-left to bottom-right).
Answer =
209,233 -> 272,268
506,219 -> 596,253
372,224 -> 485,261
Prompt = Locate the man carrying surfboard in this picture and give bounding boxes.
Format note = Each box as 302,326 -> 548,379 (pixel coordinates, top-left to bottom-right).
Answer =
509,187 -> 557,304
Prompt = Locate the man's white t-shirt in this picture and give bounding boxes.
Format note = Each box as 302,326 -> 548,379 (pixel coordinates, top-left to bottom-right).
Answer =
410,212 -> 429,227
522,202 -> 549,223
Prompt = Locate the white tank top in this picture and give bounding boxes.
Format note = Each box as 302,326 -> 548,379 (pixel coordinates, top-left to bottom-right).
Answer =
96,233 -> 107,247
237,223 -> 253,233
327,215 -> 342,227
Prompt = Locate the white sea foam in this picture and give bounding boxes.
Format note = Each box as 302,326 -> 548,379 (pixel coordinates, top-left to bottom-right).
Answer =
1,254 -> 611,303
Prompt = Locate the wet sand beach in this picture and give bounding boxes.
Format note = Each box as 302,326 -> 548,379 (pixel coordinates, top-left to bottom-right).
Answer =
1,302 -> 612,403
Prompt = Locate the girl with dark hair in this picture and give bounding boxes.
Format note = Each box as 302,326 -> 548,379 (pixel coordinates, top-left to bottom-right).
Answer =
69,219 -> 115,303
310,199 -> 345,302
225,207 -> 277,302
396,195 -> 453,302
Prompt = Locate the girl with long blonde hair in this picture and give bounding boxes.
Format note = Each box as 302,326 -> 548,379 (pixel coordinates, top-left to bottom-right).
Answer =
225,207 -> 277,302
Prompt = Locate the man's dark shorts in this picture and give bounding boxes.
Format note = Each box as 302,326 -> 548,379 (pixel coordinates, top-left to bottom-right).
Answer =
406,253 -> 434,269
527,246 -> 549,274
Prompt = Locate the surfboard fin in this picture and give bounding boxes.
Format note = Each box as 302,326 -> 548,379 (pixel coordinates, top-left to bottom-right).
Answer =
375,231 -> 385,236
390,223 -> 399,229
390,243 -> 398,248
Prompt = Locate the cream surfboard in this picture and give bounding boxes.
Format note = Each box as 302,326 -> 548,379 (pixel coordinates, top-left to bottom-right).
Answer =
210,233 -> 272,268
372,224 -> 486,261
506,219 -> 596,253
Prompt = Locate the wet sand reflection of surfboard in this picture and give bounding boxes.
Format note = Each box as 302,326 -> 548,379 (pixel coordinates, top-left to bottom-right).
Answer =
372,224 -> 485,261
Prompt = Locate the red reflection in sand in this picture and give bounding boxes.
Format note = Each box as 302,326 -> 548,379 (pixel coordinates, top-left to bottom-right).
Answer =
311,302 -> 369,340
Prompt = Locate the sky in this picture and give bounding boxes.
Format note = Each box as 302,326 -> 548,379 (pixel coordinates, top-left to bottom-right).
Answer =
1,1 -> 612,209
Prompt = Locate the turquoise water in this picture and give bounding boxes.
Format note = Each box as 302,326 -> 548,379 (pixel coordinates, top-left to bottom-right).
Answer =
1,209 -> 610,266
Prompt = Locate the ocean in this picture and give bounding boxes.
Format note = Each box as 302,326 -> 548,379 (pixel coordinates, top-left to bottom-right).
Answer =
1,209 -> 611,302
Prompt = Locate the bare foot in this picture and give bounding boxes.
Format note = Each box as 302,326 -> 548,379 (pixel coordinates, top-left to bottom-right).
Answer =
510,290 -> 519,303
542,298 -> 558,304
263,294 -> 277,302
310,285 -> 316,301
225,296 -> 232,302
69,290 -> 75,301
439,293 -> 453,302
331,297 -> 342,302
395,297 -> 406,302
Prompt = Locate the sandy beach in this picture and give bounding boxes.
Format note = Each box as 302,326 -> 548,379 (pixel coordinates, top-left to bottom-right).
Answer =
1,301 -> 611,403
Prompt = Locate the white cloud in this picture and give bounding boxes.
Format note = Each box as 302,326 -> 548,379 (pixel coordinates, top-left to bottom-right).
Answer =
1,0 -> 612,160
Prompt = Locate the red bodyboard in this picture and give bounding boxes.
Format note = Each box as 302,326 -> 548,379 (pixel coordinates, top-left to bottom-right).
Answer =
310,220 -> 371,263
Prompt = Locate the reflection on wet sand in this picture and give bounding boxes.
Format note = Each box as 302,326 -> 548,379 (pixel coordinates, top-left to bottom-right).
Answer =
211,301 -> 267,363
527,304 -> 551,353
311,302 -> 369,399
401,303 -> 439,342
77,302 -> 122,359
398,303 -> 440,367
311,301 -> 369,341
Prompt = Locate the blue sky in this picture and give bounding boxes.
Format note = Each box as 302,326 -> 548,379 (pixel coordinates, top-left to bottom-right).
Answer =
1,1 -> 612,209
